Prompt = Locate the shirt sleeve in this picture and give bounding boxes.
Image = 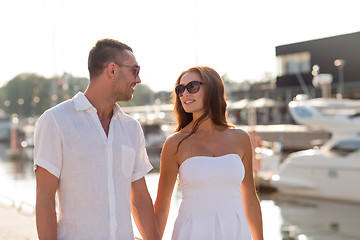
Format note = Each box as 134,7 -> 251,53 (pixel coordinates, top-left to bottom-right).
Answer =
131,122 -> 153,182
33,111 -> 63,178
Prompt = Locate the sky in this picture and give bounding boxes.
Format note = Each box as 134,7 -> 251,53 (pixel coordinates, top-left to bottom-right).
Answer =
0,0 -> 359,92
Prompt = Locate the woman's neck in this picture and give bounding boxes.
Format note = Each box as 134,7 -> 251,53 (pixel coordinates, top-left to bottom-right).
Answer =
191,117 -> 216,133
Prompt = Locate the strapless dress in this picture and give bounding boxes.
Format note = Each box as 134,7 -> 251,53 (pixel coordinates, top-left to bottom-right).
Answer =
172,153 -> 252,240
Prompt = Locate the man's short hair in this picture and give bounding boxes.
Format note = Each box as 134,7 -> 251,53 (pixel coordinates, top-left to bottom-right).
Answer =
88,39 -> 133,78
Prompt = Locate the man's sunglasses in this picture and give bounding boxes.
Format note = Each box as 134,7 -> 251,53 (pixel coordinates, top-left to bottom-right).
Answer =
116,63 -> 140,77
175,80 -> 204,97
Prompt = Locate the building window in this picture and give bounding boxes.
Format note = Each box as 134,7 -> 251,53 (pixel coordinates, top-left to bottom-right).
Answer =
277,52 -> 311,76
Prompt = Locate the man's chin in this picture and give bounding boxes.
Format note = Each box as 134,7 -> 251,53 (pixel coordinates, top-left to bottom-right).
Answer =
124,94 -> 133,102
117,94 -> 133,102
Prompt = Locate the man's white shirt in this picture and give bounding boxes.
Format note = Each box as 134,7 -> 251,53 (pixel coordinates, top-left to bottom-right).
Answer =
34,92 -> 153,240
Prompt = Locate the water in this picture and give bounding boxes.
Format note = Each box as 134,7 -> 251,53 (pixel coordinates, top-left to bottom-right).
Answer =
1,144 -> 360,240
0,144 -> 35,211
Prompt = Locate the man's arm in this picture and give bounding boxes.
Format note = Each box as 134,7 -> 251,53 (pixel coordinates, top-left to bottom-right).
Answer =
131,177 -> 160,240
35,166 -> 59,240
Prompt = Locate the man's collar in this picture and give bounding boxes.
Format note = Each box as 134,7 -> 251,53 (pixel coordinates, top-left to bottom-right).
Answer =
113,102 -> 124,117
72,92 -> 124,117
72,92 -> 93,111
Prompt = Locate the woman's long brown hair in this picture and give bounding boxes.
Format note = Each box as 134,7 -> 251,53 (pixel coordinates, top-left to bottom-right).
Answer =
173,66 -> 234,152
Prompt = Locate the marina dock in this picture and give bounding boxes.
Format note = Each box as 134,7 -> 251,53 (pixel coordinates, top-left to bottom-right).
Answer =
238,124 -> 330,151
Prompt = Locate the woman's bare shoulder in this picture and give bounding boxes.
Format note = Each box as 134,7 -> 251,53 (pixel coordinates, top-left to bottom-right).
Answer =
162,131 -> 186,154
227,127 -> 251,140
226,128 -> 253,161
165,131 -> 186,145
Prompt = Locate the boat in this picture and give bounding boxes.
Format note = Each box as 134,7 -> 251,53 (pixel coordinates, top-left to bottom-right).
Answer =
122,104 -> 174,149
287,95 -> 360,134
271,96 -> 360,203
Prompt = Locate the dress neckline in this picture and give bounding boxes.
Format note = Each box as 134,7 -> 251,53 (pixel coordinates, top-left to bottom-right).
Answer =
179,153 -> 240,170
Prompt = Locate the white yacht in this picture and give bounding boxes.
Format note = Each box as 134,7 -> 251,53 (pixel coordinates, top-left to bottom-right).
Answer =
271,97 -> 360,203
287,96 -> 360,134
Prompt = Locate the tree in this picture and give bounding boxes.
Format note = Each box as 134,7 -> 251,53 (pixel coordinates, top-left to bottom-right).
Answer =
0,72 -> 155,116
0,73 -> 49,116
119,83 -> 154,107
0,73 -> 88,117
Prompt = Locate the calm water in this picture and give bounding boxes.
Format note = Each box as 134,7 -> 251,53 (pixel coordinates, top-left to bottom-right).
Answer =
1,144 -> 360,240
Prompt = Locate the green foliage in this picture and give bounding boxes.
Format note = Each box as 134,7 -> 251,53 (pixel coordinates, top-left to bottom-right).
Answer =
0,72 -> 158,116
0,73 -> 88,117
119,84 -> 154,107
0,72 -> 235,116
0,73 -> 47,116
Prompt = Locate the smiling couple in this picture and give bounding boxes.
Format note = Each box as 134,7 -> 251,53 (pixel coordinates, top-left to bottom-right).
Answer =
34,38 -> 263,240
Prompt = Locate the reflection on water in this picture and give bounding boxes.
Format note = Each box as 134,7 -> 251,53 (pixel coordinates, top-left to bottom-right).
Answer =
273,195 -> 360,240
0,143 -> 36,211
1,145 -> 360,240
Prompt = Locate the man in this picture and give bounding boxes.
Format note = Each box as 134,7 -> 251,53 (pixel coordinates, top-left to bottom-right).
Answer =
34,39 -> 160,240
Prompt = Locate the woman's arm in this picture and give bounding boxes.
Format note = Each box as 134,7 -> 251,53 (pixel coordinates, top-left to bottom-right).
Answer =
154,136 -> 180,238
131,177 -> 160,240
238,131 -> 264,240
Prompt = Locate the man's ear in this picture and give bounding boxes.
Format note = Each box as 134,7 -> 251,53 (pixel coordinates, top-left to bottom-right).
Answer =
106,62 -> 116,77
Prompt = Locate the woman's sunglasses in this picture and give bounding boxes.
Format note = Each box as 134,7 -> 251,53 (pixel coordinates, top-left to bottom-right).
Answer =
175,80 -> 204,97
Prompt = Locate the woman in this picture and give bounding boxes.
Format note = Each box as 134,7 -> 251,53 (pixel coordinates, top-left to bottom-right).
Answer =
154,66 -> 263,240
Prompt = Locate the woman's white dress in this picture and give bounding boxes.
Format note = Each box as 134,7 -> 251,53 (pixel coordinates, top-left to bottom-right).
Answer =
172,153 -> 252,240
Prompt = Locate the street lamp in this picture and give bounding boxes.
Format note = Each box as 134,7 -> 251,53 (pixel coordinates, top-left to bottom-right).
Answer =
312,65 -> 333,98
312,73 -> 333,98
334,59 -> 346,99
